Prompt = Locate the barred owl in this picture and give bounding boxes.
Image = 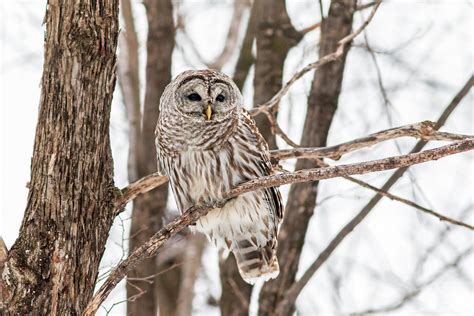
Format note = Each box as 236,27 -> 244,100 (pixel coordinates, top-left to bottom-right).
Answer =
155,69 -> 283,284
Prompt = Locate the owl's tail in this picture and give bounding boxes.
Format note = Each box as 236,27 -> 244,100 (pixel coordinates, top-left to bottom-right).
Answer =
231,236 -> 279,284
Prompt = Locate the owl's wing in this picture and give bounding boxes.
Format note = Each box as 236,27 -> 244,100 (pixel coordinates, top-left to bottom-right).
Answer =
240,109 -> 283,221
155,123 -> 166,175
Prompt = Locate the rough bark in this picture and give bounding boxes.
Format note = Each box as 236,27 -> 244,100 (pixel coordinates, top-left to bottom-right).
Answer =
258,1 -> 356,315
0,1 -> 119,314
126,0 -> 177,315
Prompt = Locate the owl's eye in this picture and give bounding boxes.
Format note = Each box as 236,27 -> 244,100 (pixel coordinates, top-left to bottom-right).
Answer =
187,93 -> 202,101
216,94 -> 225,102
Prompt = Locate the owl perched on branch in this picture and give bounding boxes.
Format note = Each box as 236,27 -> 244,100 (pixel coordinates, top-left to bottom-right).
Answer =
155,69 -> 283,284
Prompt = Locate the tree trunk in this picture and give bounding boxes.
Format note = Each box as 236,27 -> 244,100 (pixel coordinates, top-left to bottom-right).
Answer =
126,0 -> 178,315
0,1 -> 119,314
233,1 -> 258,91
252,0 -> 301,148
258,1 -> 356,315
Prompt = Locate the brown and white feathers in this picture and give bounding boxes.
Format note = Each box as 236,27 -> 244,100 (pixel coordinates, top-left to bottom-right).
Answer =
155,69 -> 283,284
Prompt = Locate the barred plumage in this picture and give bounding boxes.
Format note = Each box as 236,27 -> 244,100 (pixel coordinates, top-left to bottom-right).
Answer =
155,69 -> 283,283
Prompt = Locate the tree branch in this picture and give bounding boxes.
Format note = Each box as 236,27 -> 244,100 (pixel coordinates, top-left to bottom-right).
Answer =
114,121 -> 473,215
270,120 -> 473,162
114,173 -> 168,214
85,140 -> 473,315
232,141 -> 473,196
300,21 -> 321,35
342,175 -> 474,231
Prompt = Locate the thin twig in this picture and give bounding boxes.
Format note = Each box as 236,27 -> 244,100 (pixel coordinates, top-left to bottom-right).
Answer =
250,0 -> 381,116
263,110 -> 300,147
84,140 -> 473,315
343,176 -> 474,230
351,247 -> 474,315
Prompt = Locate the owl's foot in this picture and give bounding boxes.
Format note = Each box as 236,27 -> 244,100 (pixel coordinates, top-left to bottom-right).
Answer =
195,197 -> 229,210
183,198 -> 228,226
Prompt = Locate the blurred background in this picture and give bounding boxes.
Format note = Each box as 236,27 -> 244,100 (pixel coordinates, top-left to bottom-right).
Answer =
1,0 -> 473,315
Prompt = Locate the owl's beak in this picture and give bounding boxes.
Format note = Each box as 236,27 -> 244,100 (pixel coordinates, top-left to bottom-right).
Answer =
206,103 -> 212,121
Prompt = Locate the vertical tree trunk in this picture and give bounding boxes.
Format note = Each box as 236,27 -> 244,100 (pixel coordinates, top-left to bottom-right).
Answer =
0,1 -> 119,314
118,0 -> 142,183
252,0 -> 301,148
258,1 -> 356,315
232,1 -> 258,91
126,0 -> 177,315
220,1 -> 301,315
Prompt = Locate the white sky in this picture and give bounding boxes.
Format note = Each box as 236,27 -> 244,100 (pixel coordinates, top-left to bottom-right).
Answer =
1,0 -> 473,315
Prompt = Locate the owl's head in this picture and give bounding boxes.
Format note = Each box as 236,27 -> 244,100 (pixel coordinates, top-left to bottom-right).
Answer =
161,69 -> 243,123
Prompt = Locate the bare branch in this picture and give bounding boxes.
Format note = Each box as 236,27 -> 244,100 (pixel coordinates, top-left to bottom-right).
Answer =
343,176 -> 474,230
351,247 -> 474,315
114,121 -> 473,215
177,1 -> 250,71
85,140 -> 473,315
114,173 -> 168,214
270,121 -> 474,162
357,1 -> 378,11
127,262 -> 183,284
250,0 -> 382,116
233,141 -> 473,197
263,110 -> 300,148
300,21 -> 321,35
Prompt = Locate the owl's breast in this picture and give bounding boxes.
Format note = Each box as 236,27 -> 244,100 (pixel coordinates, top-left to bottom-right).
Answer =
168,144 -> 239,211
